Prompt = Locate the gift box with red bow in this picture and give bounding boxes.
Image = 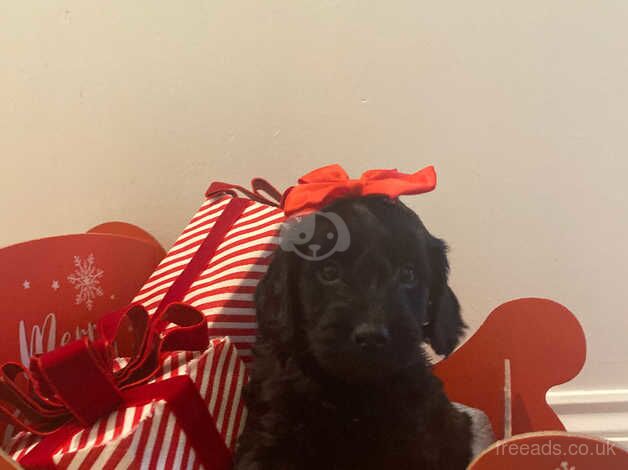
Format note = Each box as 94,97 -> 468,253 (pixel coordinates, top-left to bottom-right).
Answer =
2,302 -> 246,469
130,185 -> 286,363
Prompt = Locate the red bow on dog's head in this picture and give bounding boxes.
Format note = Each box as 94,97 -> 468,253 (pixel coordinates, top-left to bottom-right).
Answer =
281,164 -> 437,216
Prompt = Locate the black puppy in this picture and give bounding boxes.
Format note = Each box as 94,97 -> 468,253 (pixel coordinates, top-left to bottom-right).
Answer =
234,195 -> 472,470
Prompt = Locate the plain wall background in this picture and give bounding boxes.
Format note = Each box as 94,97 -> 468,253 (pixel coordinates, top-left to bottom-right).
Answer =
2,1 -> 627,393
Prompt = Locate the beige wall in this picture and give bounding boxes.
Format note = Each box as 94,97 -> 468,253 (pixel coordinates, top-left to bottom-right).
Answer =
2,1 -> 627,394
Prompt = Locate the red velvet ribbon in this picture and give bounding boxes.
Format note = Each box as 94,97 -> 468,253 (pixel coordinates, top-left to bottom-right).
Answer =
0,302 -> 209,437
281,164 -> 437,216
0,302 -> 233,470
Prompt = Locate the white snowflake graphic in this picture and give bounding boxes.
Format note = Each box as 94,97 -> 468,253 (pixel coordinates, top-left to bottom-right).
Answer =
67,254 -> 104,311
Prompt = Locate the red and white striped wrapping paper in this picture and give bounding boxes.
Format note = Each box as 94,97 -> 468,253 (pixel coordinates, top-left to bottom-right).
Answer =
132,194 -> 285,362
6,337 -> 246,470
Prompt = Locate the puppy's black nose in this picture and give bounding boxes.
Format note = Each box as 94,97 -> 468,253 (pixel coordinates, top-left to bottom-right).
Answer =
351,324 -> 390,350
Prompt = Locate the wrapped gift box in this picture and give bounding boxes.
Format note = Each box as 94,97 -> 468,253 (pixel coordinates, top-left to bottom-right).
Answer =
131,190 -> 285,362
6,337 -> 246,469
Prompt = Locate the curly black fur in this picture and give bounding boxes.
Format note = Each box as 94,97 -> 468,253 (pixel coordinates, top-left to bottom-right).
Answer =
234,196 -> 472,470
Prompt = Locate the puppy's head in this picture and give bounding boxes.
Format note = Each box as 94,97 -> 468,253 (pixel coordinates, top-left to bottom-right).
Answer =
256,195 -> 465,383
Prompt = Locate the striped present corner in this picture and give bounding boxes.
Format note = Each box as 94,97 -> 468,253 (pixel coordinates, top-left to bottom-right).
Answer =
132,194 -> 285,362
6,338 -> 246,470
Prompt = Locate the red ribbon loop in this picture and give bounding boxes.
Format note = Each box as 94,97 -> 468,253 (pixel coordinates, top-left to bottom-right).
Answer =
281,164 -> 437,216
205,178 -> 282,207
33,339 -> 122,427
0,302 -> 209,435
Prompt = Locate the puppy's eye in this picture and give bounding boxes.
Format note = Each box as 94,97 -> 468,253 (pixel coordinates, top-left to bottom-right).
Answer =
318,261 -> 340,283
399,264 -> 417,285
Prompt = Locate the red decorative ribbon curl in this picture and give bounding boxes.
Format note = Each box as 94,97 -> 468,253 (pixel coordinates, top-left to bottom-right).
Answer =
0,302 -> 208,436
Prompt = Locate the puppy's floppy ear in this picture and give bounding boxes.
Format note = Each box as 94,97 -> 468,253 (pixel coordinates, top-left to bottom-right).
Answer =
424,236 -> 466,356
255,249 -> 298,352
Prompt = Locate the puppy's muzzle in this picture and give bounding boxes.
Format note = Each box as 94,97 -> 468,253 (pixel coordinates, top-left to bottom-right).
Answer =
351,323 -> 390,351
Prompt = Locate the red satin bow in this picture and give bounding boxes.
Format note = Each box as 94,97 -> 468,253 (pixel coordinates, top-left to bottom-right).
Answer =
281,164 -> 437,216
0,302 -> 209,435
